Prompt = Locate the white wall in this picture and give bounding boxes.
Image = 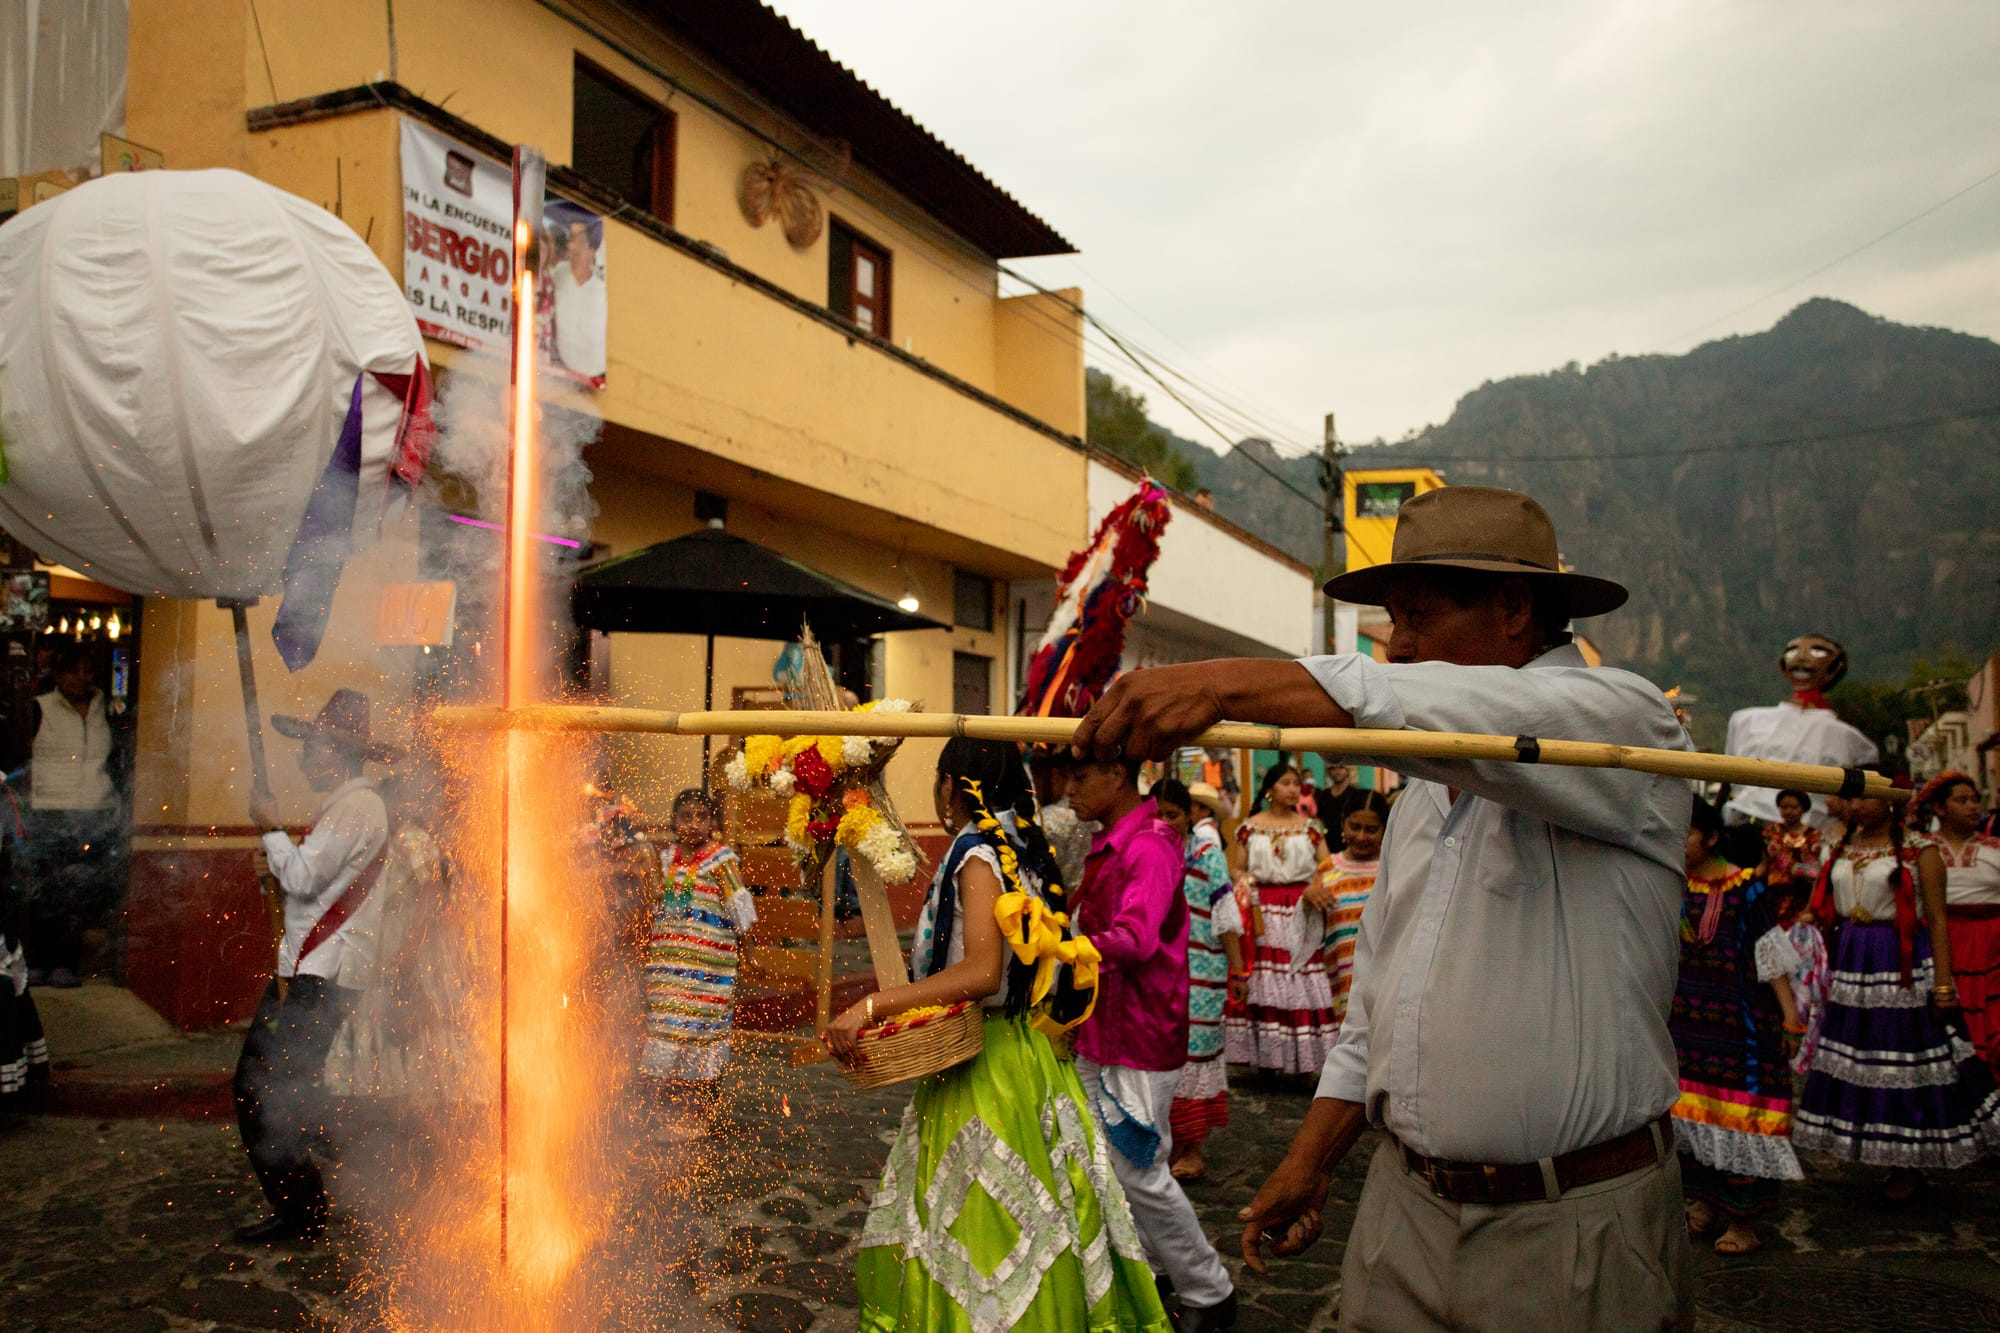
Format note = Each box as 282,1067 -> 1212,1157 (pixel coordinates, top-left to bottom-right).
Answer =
1087,461 -> 1314,660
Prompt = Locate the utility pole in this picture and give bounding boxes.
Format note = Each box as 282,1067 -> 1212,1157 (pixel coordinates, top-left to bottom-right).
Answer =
1320,411 -> 1345,651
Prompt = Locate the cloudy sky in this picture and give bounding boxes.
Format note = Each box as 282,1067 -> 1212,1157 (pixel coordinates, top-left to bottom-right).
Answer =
765,0 -> 2000,452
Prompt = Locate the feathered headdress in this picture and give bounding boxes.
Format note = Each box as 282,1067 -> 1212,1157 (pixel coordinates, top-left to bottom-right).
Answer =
1018,478 -> 1173,718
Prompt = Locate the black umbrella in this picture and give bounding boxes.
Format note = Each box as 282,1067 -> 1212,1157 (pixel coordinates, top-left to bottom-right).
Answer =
572,523 -> 945,759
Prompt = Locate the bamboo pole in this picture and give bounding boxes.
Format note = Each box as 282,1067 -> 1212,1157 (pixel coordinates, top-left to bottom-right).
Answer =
433,704 -> 1907,803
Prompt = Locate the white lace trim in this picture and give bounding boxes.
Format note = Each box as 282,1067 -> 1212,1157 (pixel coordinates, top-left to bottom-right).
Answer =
860,1092 -> 1146,1332
1828,956 -> 1936,1008
1673,1115 -> 1803,1180
1173,1054 -> 1228,1103
1753,928 -> 1801,984
1810,1031 -> 1981,1088
1793,1093 -> 2000,1168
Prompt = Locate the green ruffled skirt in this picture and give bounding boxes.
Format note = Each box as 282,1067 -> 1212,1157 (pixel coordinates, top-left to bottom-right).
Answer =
857,1012 -> 1170,1333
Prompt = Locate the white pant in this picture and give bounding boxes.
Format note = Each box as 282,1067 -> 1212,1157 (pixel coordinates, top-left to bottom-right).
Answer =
1076,1057 -> 1235,1310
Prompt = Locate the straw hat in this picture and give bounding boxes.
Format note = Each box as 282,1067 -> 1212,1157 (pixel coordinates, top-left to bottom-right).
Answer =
1323,486 -> 1627,618
271,688 -> 396,762
1185,781 -> 1227,819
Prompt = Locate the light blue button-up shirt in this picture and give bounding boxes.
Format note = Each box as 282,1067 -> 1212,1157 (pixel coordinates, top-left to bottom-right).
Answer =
1303,642 -> 1692,1164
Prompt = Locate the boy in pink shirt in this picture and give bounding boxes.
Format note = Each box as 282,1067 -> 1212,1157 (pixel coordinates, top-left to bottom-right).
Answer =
1069,755 -> 1238,1331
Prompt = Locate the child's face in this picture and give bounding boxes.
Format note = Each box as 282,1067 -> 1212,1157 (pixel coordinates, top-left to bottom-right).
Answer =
1342,810 -> 1384,860
1776,794 -> 1807,824
1943,783 -> 1984,832
1685,827 -> 1719,871
673,802 -> 714,845
1157,800 -> 1190,836
1848,797 -> 1892,833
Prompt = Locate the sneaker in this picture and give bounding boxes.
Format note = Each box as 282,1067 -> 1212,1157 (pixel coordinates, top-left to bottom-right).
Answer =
46,967 -> 82,988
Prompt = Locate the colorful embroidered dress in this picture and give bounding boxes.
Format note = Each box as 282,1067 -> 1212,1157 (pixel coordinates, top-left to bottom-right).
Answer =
640,842 -> 751,1083
1794,838 -> 2000,1167
1669,866 -> 1803,1218
1314,852 -> 1379,1029
1169,818 -> 1239,1147
1941,832 -> 2000,1074
859,821 -> 1168,1333
1225,821 -> 1336,1075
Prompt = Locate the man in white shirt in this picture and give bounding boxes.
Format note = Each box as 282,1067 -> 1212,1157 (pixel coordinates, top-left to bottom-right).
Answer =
23,644 -> 129,986
1074,487 -> 1695,1330
232,689 -> 392,1245
548,214 -> 607,381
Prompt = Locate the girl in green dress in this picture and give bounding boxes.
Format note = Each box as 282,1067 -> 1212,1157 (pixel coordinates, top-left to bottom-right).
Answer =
827,738 -> 1169,1333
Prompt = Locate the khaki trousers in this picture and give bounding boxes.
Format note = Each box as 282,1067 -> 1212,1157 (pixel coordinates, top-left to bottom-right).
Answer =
1340,1140 -> 1692,1332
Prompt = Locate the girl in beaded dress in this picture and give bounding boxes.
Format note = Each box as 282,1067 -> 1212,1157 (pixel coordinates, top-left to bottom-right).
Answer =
831,739 -> 1166,1333
639,789 -> 756,1094
1151,781 -> 1244,1184
1672,801 -> 1804,1257
1912,771 -> 2000,1075
1794,785 -> 2000,1199
1224,763 -> 1335,1076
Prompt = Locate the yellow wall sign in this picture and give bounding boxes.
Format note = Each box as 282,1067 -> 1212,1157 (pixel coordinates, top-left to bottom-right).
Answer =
1342,467 -> 1448,573
378,581 -> 457,647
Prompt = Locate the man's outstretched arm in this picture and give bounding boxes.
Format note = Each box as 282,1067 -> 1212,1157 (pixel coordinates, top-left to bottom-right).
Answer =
1072,660 -> 1352,761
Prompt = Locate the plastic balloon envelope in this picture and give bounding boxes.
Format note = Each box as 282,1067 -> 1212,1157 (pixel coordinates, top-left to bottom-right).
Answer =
0,168 -> 432,664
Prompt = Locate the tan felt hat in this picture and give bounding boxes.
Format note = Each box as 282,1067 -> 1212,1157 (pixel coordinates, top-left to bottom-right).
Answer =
1323,486 -> 1627,618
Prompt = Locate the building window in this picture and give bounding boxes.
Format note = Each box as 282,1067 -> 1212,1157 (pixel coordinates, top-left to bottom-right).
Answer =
829,220 -> 891,337
953,570 -> 994,632
952,652 -> 992,715
572,57 -> 675,223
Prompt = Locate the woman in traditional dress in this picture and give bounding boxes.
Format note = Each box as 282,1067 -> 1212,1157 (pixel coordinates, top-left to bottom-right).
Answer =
1794,785 -> 2000,1197
1151,781 -> 1243,1183
829,738 -> 1166,1333
1672,801 -> 1804,1257
1303,790 -> 1389,1031
1913,771 -> 2000,1075
1225,763 -> 1335,1076
639,789 -> 756,1097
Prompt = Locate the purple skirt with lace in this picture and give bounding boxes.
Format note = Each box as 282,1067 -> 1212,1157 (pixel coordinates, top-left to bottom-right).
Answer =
1793,922 -> 2000,1168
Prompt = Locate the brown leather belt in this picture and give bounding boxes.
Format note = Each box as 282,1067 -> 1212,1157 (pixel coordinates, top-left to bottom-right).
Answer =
1396,1113 -> 1672,1206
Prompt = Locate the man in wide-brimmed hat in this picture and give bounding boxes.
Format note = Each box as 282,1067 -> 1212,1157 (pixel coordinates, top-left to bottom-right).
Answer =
232,688 -> 393,1245
1075,487 -> 1694,1330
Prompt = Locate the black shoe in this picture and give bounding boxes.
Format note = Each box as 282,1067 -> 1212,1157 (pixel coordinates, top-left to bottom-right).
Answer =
1180,1292 -> 1238,1332
233,1215 -> 324,1245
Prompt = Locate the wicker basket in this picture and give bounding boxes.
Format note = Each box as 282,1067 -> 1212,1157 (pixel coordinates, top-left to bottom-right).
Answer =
839,999 -> 985,1089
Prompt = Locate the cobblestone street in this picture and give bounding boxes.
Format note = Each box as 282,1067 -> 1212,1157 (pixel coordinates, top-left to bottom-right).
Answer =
9,1045 -> 2000,1331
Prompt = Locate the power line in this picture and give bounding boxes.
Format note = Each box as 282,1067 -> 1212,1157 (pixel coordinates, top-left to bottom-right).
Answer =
1392,403 -> 2000,466
1085,321 -> 1325,511
1658,160 -> 2000,351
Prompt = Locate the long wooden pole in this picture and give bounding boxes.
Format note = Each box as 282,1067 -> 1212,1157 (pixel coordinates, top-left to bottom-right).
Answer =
432,704 -> 1907,802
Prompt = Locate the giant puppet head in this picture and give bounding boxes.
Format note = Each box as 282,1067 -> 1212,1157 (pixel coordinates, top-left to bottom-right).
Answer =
0,169 -> 432,668
1781,634 -> 1849,698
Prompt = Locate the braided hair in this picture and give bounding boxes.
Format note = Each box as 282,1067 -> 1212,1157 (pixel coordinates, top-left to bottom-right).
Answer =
936,737 -> 1067,1016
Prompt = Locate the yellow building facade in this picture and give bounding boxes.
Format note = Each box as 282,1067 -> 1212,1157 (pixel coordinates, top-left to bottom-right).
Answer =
110,0 -> 1090,1024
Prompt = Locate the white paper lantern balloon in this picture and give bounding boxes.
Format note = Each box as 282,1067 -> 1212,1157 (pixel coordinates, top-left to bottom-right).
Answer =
0,168 -> 430,657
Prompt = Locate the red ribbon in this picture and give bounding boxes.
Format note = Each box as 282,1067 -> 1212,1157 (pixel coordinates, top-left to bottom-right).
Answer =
1791,689 -> 1831,710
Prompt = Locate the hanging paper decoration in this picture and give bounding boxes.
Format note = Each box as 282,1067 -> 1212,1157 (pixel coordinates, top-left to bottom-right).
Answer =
0,168 -> 432,667
1018,478 -> 1173,718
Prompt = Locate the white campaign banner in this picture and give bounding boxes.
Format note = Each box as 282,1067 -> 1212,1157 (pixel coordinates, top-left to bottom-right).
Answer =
399,117 -> 607,389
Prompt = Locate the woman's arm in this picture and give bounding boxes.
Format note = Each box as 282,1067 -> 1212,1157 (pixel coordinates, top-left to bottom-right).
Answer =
826,856 -> 1007,1059
1920,847 -> 1953,995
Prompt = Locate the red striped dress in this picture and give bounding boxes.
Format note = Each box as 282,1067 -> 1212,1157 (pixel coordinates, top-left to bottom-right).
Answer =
1224,821 -> 1337,1075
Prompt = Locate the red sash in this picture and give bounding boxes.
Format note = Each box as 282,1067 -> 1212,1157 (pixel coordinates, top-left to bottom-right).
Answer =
297,849 -> 388,965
